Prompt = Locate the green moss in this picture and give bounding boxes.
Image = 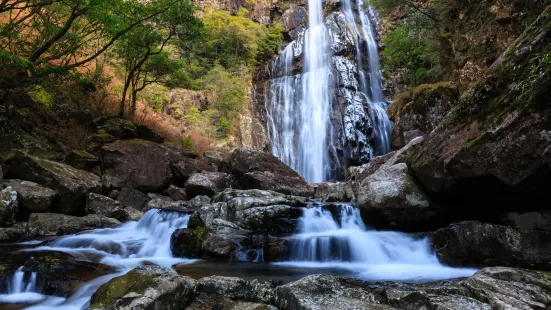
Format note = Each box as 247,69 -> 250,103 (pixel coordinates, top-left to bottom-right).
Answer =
72,150 -> 91,157
90,269 -> 159,308
28,85 -> 53,109
14,108 -> 30,118
463,136 -> 482,148
128,139 -> 150,146
192,226 -> 206,249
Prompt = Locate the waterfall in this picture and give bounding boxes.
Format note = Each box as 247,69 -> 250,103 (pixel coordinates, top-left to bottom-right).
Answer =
266,0 -> 392,181
278,204 -> 478,281
10,209 -> 195,310
0,266 -> 45,304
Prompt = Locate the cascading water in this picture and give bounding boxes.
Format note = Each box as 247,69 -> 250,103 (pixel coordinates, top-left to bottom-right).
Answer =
3,209 -> 194,310
0,267 -> 45,304
267,0 -> 334,183
279,204 -> 477,281
267,0 -> 393,181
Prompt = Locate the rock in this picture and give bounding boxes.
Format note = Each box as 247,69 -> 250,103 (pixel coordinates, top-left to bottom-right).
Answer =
314,182 -> 355,202
430,221 -> 551,270
203,151 -> 223,164
116,187 -> 149,211
461,267 -> 551,309
198,276 -> 275,304
29,213 -> 119,236
136,125 -> 164,143
388,83 -> 458,150
84,133 -> 116,154
500,211 -> 551,231
2,179 -> 57,213
101,139 -> 180,192
64,150 -> 99,172
164,185 -> 187,201
171,157 -> 218,185
147,192 -> 174,201
274,274 -> 382,310
0,187 -> 18,227
185,172 -> 231,198
88,265 -> 197,310
406,9 -> 551,216
230,149 -> 314,197
171,228 -> 203,258
145,196 -> 209,213
357,163 -> 438,231
96,118 -> 137,139
0,222 -> 29,242
5,152 -> 101,214
86,193 -> 137,222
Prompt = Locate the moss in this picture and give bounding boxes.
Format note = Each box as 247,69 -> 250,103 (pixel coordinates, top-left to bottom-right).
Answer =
14,108 -> 30,118
388,82 -> 457,120
72,150 -> 92,157
192,226 -> 206,250
89,268 -> 159,308
97,129 -> 108,135
128,139 -> 150,146
28,85 -> 53,109
463,136 -> 482,148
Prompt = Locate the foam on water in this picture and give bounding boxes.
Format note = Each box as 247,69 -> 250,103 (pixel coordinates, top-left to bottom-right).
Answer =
277,205 -> 477,281
4,209 -> 195,309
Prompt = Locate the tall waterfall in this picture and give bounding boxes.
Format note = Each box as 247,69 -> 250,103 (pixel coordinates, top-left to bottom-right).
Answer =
266,0 -> 392,181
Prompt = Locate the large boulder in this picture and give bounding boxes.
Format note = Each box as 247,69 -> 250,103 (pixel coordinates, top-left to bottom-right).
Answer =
88,265 -> 197,310
29,213 -> 120,237
84,132 -> 116,154
116,187 -> 150,211
184,172 -> 231,198
96,118 -> 137,139
357,163 -> 439,231
164,185 -> 187,201
500,211 -> 551,231
230,149 -> 314,197
313,182 -> 355,202
5,152 -> 101,214
406,8 -> 551,217
2,179 -> 57,213
0,187 -> 18,227
388,83 -> 458,150
101,139 -> 180,192
170,157 -> 218,185
86,193 -> 142,222
274,274 -> 383,310
430,221 -> 551,270
64,150 -> 99,172
136,125 -> 164,144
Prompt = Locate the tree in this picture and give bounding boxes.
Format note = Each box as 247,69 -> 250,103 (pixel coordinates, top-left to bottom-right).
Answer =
114,0 -> 201,117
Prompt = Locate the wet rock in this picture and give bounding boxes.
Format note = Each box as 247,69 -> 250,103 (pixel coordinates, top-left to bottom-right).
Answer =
116,187 -> 149,211
185,172 -> 231,198
101,139 -> 180,192
5,152 -> 101,214
0,187 -> 17,227
29,213 -> 120,237
500,211 -> 551,231
84,133 -> 116,154
88,265 -> 197,310
164,185 -> 187,201
326,12 -> 355,56
2,179 -> 57,213
171,157 -> 218,185
357,163 -> 438,231
97,118 -> 137,139
274,274 -> 383,310
145,196 -> 209,213
430,221 -> 551,270
461,267 -> 551,309
0,222 -> 29,241
171,228 -> 203,258
230,149 -> 314,197
314,182 -> 355,202
136,125 -> 164,143
86,193 -> 140,222
64,150 -> 99,172
198,276 -> 275,304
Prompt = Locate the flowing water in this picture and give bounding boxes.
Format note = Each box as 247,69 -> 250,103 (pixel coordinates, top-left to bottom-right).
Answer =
1,209 -> 195,310
0,267 -> 45,304
267,0 -> 393,182
277,204 -> 477,281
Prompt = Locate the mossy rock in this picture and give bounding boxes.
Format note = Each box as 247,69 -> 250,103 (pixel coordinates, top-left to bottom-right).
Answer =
27,85 -> 53,109
97,118 -> 137,139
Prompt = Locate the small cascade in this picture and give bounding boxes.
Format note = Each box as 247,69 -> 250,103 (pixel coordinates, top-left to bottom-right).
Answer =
280,204 -> 477,281
0,266 -> 44,304
17,209 -> 195,310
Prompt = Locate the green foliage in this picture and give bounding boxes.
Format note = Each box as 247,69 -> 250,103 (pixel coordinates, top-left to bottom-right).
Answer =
382,24 -> 442,85
28,85 -> 54,109
183,135 -> 195,151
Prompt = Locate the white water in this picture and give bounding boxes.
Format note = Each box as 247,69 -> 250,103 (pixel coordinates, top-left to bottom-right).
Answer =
2,209 -> 195,310
0,266 -> 46,304
278,205 -> 477,281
